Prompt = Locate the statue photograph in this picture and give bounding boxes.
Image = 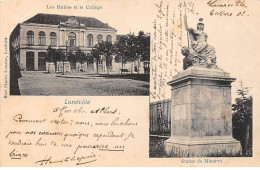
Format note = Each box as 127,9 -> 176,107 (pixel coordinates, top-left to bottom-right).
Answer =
182,14 -> 217,69
149,1 -> 254,159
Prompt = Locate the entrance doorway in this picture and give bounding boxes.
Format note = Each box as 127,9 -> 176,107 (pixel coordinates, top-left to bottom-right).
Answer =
26,51 -> 34,71
38,52 -> 46,71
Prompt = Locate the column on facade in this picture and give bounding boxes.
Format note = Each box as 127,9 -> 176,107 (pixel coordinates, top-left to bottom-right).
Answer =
81,31 -> 84,46
76,31 -> 80,47
79,31 -> 81,46
63,30 -> 67,46
63,30 -> 65,46
84,31 -> 88,47
92,32 -> 97,46
34,51 -> 38,70
60,30 -> 63,46
65,31 -> 68,44
20,50 -> 26,71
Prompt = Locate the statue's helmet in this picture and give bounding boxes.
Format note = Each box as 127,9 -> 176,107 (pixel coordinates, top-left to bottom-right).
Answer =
197,18 -> 204,30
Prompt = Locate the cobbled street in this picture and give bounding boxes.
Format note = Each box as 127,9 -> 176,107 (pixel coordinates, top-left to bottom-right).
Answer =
18,71 -> 149,96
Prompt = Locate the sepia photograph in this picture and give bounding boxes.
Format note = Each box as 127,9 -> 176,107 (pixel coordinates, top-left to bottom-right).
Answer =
10,13 -> 150,96
1,0 -> 260,167
149,0 -> 254,158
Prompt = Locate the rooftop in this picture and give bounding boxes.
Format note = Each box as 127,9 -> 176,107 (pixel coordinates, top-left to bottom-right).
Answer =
23,13 -> 115,30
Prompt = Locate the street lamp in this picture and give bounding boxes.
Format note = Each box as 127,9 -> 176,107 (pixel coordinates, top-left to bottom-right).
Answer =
63,40 -> 68,74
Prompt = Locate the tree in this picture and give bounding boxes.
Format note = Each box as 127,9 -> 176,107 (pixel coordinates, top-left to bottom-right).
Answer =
113,31 -> 150,74
232,83 -> 252,156
113,35 -> 130,74
46,45 -> 54,62
75,49 -> 88,71
67,50 -> 78,70
89,31 -> 150,75
86,53 -> 94,64
57,49 -> 65,72
90,41 -> 113,74
56,49 -> 65,63
90,45 -> 101,74
126,33 -> 139,74
46,45 -> 62,70
136,31 -> 150,62
134,31 -> 150,74
99,41 -> 113,75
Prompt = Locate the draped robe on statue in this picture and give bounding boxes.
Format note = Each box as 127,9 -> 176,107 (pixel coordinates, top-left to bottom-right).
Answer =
187,28 -> 216,65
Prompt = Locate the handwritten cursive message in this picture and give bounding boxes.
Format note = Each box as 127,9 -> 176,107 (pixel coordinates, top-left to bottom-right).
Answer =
151,0 -> 195,102
207,0 -> 249,16
3,103 -> 141,166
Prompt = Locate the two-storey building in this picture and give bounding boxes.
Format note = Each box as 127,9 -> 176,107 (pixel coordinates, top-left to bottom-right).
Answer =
10,13 -> 117,71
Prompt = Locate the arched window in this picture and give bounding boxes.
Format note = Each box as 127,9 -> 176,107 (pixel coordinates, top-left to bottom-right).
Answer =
68,32 -> 76,46
27,31 -> 34,45
87,34 -> 93,47
38,31 -> 46,45
50,32 -> 57,46
106,35 -> 112,42
97,34 -> 103,43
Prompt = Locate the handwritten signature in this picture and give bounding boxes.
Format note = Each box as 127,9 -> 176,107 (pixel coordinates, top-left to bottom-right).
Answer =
35,152 -> 97,166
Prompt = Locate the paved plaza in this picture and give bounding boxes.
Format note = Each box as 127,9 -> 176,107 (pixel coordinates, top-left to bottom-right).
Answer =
18,71 -> 149,96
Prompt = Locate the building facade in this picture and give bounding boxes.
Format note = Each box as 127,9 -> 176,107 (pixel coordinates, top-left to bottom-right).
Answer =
10,13 -> 117,71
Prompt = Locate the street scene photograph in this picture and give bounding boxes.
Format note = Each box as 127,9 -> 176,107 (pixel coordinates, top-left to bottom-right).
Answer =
9,13 -> 150,96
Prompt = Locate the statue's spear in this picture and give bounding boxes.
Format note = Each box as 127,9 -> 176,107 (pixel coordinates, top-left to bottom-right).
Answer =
183,1 -> 190,49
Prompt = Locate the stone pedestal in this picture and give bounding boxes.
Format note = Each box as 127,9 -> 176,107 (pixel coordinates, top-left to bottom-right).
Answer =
62,62 -> 71,74
164,66 -> 241,157
48,62 -> 55,74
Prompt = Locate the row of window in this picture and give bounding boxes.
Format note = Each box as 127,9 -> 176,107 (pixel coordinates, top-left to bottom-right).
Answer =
26,31 -> 112,47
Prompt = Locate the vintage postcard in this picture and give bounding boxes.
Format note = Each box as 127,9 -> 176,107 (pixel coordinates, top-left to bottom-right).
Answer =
0,0 -> 260,167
